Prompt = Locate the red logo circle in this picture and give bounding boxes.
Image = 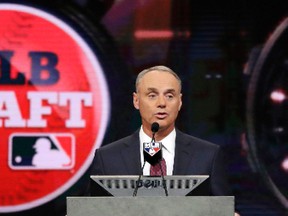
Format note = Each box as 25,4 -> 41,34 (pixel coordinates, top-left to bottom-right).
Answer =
0,3 -> 110,212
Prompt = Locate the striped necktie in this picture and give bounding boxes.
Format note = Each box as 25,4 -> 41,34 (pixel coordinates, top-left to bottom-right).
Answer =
150,158 -> 167,176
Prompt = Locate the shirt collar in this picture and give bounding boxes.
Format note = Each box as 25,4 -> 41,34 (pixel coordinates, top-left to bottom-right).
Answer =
139,126 -> 176,154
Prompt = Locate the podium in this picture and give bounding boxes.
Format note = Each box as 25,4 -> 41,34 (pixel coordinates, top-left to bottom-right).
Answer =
66,175 -> 234,216
89,175 -> 210,196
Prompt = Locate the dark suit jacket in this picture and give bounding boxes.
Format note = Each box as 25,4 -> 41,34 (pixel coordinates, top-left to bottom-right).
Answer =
90,129 -> 232,196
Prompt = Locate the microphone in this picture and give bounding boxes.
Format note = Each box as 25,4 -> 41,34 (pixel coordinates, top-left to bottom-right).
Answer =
151,122 -> 159,133
133,122 -> 161,196
143,122 -> 162,165
151,122 -> 159,142
133,122 -> 168,196
146,122 -> 168,196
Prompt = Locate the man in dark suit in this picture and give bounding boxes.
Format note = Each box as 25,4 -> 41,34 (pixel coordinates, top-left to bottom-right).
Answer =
90,65 -> 239,215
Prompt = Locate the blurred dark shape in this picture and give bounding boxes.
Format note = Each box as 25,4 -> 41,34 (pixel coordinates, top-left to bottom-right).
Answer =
72,0 -> 115,21
245,17 -> 288,209
22,0 -> 115,21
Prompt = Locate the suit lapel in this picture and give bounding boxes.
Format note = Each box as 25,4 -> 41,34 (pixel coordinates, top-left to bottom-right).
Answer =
120,131 -> 142,175
118,129 -> 195,175
173,130 -> 193,175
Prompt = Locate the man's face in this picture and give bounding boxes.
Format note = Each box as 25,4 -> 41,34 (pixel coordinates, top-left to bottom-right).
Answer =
133,70 -> 182,135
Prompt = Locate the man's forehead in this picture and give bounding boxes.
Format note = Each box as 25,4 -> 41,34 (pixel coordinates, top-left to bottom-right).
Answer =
141,72 -> 178,84
136,70 -> 181,92
138,84 -> 180,94
142,70 -> 175,78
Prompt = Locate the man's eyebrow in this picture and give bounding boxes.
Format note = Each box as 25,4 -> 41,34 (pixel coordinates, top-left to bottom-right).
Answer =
145,88 -> 178,94
147,87 -> 158,92
165,89 -> 176,93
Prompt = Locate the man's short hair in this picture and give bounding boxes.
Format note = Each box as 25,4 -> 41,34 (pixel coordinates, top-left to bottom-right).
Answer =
135,65 -> 182,92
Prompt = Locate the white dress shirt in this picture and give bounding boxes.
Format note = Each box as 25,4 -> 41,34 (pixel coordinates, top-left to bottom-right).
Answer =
139,126 -> 176,175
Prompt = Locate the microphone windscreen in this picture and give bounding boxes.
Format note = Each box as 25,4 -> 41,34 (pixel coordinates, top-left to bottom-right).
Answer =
151,122 -> 159,133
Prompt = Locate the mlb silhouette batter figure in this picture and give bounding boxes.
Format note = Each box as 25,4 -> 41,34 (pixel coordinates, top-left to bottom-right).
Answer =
32,137 -> 70,168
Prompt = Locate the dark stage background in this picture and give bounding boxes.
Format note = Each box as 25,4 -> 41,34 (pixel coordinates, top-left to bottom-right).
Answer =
1,0 -> 288,215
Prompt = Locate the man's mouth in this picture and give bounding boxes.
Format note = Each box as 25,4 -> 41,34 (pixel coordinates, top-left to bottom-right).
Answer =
155,112 -> 168,119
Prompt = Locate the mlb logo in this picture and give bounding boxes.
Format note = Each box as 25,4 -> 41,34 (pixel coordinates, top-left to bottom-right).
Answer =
9,133 -> 75,170
144,142 -> 162,156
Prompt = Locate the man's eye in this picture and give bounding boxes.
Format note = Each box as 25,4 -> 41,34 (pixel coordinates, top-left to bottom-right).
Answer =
166,94 -> 174,99
148,94 -> 156,98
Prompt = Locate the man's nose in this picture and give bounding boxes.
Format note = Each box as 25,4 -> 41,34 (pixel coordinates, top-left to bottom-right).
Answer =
157,95 -> 166,107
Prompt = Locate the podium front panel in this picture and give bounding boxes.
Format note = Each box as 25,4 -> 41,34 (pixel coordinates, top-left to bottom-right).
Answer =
67,196 -> 234,216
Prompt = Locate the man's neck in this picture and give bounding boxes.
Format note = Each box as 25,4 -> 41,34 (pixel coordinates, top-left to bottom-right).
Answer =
143,125 -> 175,141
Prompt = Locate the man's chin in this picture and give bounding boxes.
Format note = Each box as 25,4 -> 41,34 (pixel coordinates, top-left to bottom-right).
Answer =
157,123 -> 173,131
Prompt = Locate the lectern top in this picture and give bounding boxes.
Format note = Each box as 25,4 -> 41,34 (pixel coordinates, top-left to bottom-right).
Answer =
90,175 -> 209,197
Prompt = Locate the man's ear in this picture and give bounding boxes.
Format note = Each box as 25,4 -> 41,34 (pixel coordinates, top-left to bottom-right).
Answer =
178,93 -> 183,111
133,92 -> 139,110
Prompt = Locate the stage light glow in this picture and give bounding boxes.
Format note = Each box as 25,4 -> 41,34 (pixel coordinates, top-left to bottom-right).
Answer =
270,89 -> 286,103
134,30 -> 190,39
281,157 -> 288,172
